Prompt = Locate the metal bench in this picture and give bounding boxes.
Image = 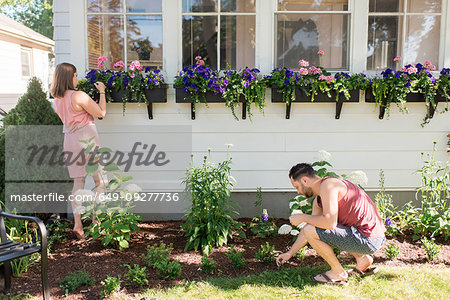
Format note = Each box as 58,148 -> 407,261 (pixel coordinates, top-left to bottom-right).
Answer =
0,211 -> 49,299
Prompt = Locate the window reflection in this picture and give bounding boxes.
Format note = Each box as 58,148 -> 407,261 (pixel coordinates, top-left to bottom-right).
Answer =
278,0 -> 348,12
183,0 -> 218,13
182,16 -> 218,67
367,16 -> 401,70
126,0 -> 162,13
87,0 -> 122,13
220,16 -> 255,69
221,0 -> 255,13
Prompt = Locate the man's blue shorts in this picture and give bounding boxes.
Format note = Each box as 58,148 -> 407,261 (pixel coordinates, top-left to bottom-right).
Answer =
316,224 -> 386,254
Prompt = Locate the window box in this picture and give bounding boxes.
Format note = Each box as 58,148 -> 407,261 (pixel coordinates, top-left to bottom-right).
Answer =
271,86 -> 359,119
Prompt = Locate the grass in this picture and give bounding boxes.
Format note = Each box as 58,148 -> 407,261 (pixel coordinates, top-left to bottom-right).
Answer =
133,264 -> 450,300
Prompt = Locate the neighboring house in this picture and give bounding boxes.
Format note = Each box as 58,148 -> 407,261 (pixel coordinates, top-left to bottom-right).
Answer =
0,13 -> 54,112
53,0 -> 449,218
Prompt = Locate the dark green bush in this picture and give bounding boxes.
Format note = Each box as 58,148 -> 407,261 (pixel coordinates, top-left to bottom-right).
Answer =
142,241 -> 173,268
155,260 -> 182,280
255,242 -> 276,264
226,245 -> 247,269
59,269 -> 95,296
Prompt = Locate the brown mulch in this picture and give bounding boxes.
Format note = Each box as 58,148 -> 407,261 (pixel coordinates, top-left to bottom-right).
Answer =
7,218 -> 450,299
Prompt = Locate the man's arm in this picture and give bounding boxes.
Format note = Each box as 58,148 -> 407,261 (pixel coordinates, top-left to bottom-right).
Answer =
289,180 -> 341,230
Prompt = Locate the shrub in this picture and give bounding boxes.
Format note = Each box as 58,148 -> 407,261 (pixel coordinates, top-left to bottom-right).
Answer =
248,217 -> 278,238
100,275 -> 122,298
123,264 -> 148,286
200,254 -> 217,275
226,245 -> 247,269
384,243 -> 401,260
181,149 -> 245,255
142,241 -> 173,268
155,260 -> 182,280
59,269 -> 95,296
421,237 -> 442,262
255,242 -> 276,264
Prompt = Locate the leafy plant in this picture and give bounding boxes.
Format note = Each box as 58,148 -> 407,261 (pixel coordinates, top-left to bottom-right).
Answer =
100,275 -> 122,298
155,260 -> 182,280
181,147 -> 245,255
254,187 -> 263,207
199,254 -> 217,275
47,219 -> 70,250
226,245 -> 247,269
142,241 -> 173,268
384,242 -> 401,260
59,269 -> 95,296
295,246 -> 308,261
123,264 -> 148,286
255,242 -> 276,264
421,237 -> 442,262
248,216 -> 278,238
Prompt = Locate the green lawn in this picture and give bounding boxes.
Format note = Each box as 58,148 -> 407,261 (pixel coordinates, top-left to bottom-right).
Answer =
131,264 -> 450,300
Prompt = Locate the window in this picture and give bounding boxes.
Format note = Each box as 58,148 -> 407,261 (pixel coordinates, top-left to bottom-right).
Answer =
367,0 -> 442,70
182,0 -> 256,70
21,48 -> 32,77
86,0 -> 163,69
275,0 -> 350,70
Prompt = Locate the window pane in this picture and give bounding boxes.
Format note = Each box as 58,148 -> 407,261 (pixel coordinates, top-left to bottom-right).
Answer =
369,0 -> 402,13
276,14 -> 349,69
408,0 -> 441,13
220,16 -> 255,69
87,15 -> 124,69
278,0 -> 348,12
404,16 -> 440,66
126,0 -> 162,13
367,16 -> 401,70
127,16 -> 163,69
221,0 -> 255,13
21,51 -> 31,77
183,0 -> 217,13
87,0 -> 122,13
182,16 -> 217,68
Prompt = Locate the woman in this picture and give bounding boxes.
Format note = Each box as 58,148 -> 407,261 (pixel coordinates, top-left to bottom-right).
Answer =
50,62 -> 107,239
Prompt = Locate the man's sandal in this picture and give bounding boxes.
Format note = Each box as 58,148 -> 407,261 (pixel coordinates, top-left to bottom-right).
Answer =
312,273 -> 349,286
347,266 -> 378,277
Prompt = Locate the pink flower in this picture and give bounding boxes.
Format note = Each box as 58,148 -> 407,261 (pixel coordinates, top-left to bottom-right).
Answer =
319,75 -> 327,80
298,60 -> 309,67
326,76 -> 334,82
97,56 -> 107,68
129,60 -> 143,71
196,60 -> 205,66
113,60 -> 125,69
401,67 -> 407,72
394,56 -> 402,62
309,66 -> 322,75
317,50 -> 324,56
424,61 -> 431,66
299,68 -> 308,75
407,66 -> 418,74
427,64 -> 436,71
195,56 -> 201,60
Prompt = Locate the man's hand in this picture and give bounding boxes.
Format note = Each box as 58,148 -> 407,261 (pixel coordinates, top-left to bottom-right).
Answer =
289,213 -> 304,227
276,252 -> 292,266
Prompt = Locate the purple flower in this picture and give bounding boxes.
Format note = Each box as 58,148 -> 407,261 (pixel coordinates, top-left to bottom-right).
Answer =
284,78 -> 290,86
107,76 -> 114,87
440,68 -> 450,75
224,79 -> 229,86
123,76 -> 130,88
381,68 -> 393,78
154,69 -> 161,74
261,209 -> 269,222
385,218 -> 392,226
285,69 -> 294,79
153,78 -> 159,85
243,81 -> 250,88
145,67 -> 151,73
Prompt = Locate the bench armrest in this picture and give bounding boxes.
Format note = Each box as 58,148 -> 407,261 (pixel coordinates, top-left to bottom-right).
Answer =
0,212 -> 48,249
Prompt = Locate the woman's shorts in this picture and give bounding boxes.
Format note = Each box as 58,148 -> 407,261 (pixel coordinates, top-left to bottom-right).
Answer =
315,224 -> 386,254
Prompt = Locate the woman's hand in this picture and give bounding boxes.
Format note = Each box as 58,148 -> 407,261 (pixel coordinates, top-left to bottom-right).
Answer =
94,81 -> 106,93
289,213 -> 304,227
276,252 -> 292,266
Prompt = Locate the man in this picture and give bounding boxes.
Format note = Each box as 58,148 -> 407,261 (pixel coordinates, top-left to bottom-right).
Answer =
276,163 -> 386,285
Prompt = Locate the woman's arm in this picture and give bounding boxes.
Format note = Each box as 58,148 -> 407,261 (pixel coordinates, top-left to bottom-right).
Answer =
72,82 -> 106,118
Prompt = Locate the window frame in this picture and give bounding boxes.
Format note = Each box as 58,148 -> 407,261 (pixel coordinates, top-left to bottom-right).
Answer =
20,47 -> 33,78
85,0 -> 163,70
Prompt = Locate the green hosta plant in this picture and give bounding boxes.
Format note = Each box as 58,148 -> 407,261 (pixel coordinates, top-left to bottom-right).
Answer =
421,237 -> 442,262
123,264 -> 148,286
155,260 -> 182,280
181,147 -> 245,255
255,242 -> 276,264
142,241 -> 173,268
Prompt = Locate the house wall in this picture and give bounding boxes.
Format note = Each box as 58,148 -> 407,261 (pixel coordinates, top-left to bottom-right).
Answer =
53,0 -> 450,219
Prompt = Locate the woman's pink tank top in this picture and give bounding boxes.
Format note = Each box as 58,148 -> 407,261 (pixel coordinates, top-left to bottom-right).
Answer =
53,90 -> 94,126
317,177 -> 386,238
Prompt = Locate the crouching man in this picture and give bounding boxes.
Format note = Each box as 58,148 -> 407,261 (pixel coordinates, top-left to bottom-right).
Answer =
276,163 -> 386,285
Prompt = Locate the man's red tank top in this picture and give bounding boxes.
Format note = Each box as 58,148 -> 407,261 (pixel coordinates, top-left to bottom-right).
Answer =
317,177 -> 385,238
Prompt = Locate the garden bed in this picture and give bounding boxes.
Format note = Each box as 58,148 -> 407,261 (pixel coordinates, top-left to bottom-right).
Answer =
9,218 -> 450,299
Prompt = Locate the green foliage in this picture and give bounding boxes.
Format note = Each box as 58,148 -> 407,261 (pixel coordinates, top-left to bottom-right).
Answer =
155,260 -> 182,281
295,246 -> 308,261
181,150 -> 245,255
123,264 -> 148,286
100,275 -> 122,298
59,269 -> 95,296
412,142 -> 450,240
225,245 -> 247,269
254,187 -> 262,207
248,217 -> 278,238
384,243 -> 401,260
375,170 -> 395,221
47,219 -> 70,251
0,0 -> 53,39
421,237 -> 442,262
142,241 -> 173,268
199,254 -> 217,275
255,242 -> 276,264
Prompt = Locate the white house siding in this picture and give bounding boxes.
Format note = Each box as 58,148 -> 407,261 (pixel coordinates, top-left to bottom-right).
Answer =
54,0 -> 450,198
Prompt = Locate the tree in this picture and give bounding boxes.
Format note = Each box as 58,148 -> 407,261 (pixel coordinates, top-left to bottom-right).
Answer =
0,0 -> 53,40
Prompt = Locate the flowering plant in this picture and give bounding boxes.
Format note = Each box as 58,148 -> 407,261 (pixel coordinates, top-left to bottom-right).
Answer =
221,67 -> 267,120
174,56 -> 223,104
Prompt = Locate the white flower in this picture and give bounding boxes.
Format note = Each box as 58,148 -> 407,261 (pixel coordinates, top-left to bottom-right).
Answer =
347,170 -> 368,186
289,201 -> 296,209
125,184 -> 142,192
315,150 -> 331,162
290,229 -> 300,236
73,205 -> 86,214
299,199 -> 309,207
291,209 -> 303,215
278,224 -> 292,235
226,143 -> 234,147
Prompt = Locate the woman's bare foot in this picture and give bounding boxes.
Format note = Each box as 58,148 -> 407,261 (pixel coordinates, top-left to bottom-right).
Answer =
73,228 -> 85,240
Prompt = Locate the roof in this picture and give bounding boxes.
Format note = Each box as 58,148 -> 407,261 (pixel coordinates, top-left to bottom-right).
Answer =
0,13 -> 54,47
